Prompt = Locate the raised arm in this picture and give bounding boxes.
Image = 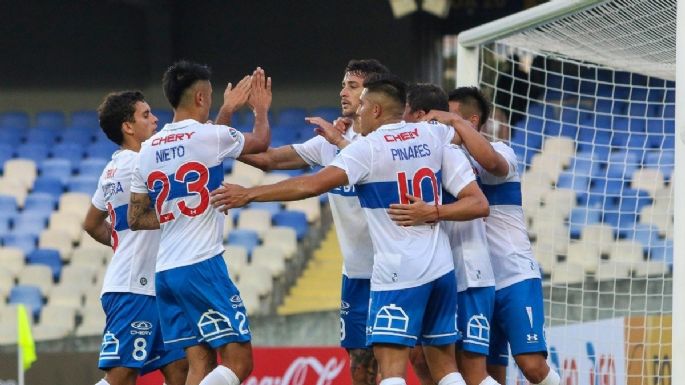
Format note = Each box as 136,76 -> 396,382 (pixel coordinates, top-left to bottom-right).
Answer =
83,205 -> 112,246
388,181 -> 489,226
128,192 -> 160,230
241,67 -> 272,155
237,145 -> 309,171
210,165 -> 348,211
423,110 -> 509,177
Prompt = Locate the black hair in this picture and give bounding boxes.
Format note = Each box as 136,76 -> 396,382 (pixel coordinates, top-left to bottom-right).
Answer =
448,86 -> 491,129
97,91 -> 145,145
363,73 -> 407,109
407,83 -> 449,113
345,59 -> 390,79
162,60 -> 211,109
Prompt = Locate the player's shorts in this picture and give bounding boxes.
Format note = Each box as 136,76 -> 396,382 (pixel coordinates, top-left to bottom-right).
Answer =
367,271 -> 459,347
456,286 -> 495,356
155,254 -> 252,350
98,292 -> 186,375
487,278 -> 547,366
340,276 -> 371,349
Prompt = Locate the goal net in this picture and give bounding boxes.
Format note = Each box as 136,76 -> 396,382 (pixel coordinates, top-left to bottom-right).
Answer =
457,1 -> 677,384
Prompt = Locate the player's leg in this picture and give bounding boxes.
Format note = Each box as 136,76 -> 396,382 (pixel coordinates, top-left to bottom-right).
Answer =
485,299 -> 509,385
142,303 -> 188,385
159,358 -> 190,385
97,293 -> 162,385
341,276 -> 377,385
420,272 -> 464,385
485,364 -> 506,385
409,345 -> 436,385
201,341 -> 253,385
373,343 -> 411,380
456,286 -> 499,385
186,344 -> 218,384
496,279 -> 559,385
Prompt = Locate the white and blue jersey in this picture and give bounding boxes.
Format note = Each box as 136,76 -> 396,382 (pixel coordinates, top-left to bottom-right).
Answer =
92,149 -> 184,372
441,144 -> 496,355
331,120 -> 464,347
130,119 -> 252,350
293,127 -> 374,349
471,141 -> 546,364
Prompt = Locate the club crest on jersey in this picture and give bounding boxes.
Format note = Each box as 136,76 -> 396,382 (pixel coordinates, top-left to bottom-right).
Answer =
102,181 -> 124,200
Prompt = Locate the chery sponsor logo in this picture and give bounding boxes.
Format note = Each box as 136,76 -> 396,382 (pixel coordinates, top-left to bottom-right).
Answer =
244,356 -> 345,385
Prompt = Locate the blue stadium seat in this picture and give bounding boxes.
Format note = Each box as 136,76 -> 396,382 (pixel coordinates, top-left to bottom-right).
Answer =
16,144 -> 49,164
273,210 -> 308,240
51,143 -> 86,167
86,141 -> 118,159
40,158 -> 73,185
248,202 -> 282,217
12,213 -> 48,237
278,107 -> 307,128
66,176 -> 98,195
628,103 -> 648,117
25,128 -> 59,146
297,126 -> 316,141
648,240 -> 673,265
630,88 -> 648,102
662,105 -> 675,119
560,109 -> 579,124
603,212 -> 638,237
595,98 -> 613,114
60,127 -> 96,147
0,111 -> 30,130
35,111 -> 66,130
624,224 -> 661,247
70,110 -> 99,129
0,218 -> 9,236
606,151 -> 639,179
32,177 -> 64,199
0,130 -> 23,147
626,133 -> 648,149
527,103 -> 544,118
543,121 -> 560,136
23,193 -> 57,212
241,110 -> 275,131
617,188 -> 652,214
0,195 -> 18,214
27,249 -> 62,281
2,233 -> 37,255
227,229 -> 260,257
568,157 -> 603,177
556,172 -> 589,193
568,207 -> 602,238
271,125 -> 299,144
613,118 -> 629,132
77,158 -> 108,178
310,107 -> 340,123
8,285 -> 43,319
524,116 -> 544,132
646,119 -> 664,134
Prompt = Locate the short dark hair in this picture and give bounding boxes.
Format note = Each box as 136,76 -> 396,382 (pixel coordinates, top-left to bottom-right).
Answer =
345,59 -> 390,79
162,60 -> 211,109
97,91 -> 145,145
448,87 -> 491,129
407,83 -> 449,113
363,73 -> 407,108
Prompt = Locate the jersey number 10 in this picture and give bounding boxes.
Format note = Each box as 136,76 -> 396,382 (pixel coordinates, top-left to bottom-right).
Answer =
396,167 -> 439,204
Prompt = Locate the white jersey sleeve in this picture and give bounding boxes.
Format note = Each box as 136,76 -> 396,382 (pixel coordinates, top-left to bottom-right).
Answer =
292,135 -> 329,167
329,138 -> 373,185
441,145 -> 476,198
130,154 -> 147,194
91,176 -> 106,211
216,124 -> 245,160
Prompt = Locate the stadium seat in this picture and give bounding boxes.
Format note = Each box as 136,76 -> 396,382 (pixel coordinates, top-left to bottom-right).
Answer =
550,262 -> 585,285
568,207 -> 602,238
77,158 -> 108,178
277,107 -> 307,128
285,197 -> 321,223
0,111 -> 30,130
238,264 -> 273,296
12,212 -> 49,236
70,247 -> 107,270
566,241 -> 601,273
58,192 -> 91,215
32,177 -> 64,200
0,247 -> 25,275
86,141 -> 118,159
59,127 -> 95,147
23,192 -> 57,212
66,176 -> 98,195
47,284 -> 84,309
251,245 -> 286,277
0,267 -> 14,300
608,240 -> 644,264
0,194 -> 18,214
595,261 -> 631,280
25,128 -> 58,146
631,169 -> 665,196
237,209 -> 272,237
0,129 -> 23,148
248,202 -> 282,217
48,211 -> 83,243
310,107 -> 340,123
227,229 -> 260,257
16,144 -> 49,164
51,142 -> 88,166
231,161 -> 264,186
4,159 -> 37,190
639,204 -> 673,238
35,111 -> 66,130
648,240 -> 673,265
223,245 -> 249,275
39,158 -> 73,185
38,304 -> 76,331
580,223 -> 615,255
8,285 -> 43,318
2,233 -> 36,255
75,304 -> 105,337
273,210 -> 308,240
70,110 -> 99,129
26,249 -> 62,281
0,180 -> 28,209
39,229 -> 74,261
33,323 -> 72,342
262,226 -> 298,259
624,224 -> 660,250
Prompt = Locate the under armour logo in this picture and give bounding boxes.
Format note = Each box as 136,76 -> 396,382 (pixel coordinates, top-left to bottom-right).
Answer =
527,333 -> 538,342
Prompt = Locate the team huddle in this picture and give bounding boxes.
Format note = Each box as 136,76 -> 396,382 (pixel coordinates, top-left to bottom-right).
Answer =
83,59 -> 560,385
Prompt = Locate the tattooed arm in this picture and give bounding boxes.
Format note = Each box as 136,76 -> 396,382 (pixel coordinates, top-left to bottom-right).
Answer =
128,192 -> 160,230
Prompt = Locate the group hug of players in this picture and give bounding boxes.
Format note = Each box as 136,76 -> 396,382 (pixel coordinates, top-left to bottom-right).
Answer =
83,58 -> 561,385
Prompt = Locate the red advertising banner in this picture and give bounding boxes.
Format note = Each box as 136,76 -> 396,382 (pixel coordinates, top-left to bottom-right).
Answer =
137,347 -> 420,385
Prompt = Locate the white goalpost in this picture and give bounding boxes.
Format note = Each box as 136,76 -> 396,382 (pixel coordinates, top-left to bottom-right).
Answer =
456,1 -> 681,384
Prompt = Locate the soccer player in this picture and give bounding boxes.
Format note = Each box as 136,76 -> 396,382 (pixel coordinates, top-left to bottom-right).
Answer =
127,61 -> 271,385
83,91 -> 188,385
424,87 -> 560,385
212,59 -> 389,385
396,84 -> 499,385
210,74 -> 489,385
